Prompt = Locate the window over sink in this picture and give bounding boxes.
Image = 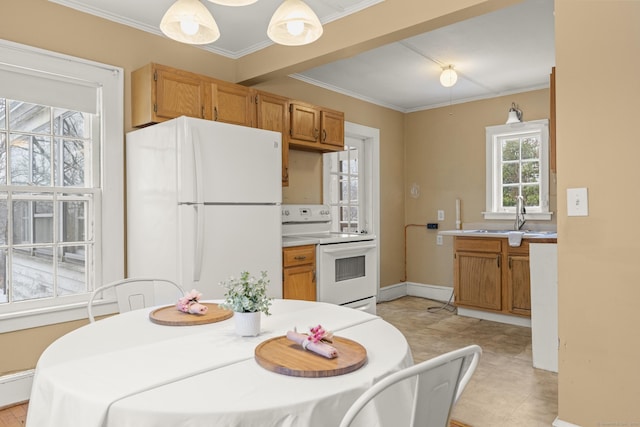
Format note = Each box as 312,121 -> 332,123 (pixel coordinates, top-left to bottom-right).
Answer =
484,119 -> 552,221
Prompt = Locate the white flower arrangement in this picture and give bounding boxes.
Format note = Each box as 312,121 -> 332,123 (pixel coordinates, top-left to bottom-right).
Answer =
219,271 -> 272,315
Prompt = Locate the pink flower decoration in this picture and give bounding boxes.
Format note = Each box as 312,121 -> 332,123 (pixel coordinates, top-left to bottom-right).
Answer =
176,289 -> 203,313
307,324 -> 333,343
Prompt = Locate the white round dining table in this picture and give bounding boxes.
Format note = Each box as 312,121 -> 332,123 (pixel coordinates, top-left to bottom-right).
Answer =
26,299 -> 414,427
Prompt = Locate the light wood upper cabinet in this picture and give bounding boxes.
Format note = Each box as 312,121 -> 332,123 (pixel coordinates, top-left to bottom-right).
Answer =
256,91 -> 290,187
289,102 -> 344,152
208,80 -> 255,127
132,63 -> 206,127
320,109 -> 345,148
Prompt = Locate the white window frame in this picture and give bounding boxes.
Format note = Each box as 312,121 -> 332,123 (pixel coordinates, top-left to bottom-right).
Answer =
484,119 -> 552,221
0,40 -> 124,332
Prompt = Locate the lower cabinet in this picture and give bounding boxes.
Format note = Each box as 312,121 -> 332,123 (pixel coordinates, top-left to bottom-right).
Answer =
454,237 -> 531,317
283,245 -> 316,301
507,244 -> 531,316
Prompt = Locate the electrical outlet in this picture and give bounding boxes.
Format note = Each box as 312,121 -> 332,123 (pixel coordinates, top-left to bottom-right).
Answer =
436,235 -> 443,245
437,210 -> 445,221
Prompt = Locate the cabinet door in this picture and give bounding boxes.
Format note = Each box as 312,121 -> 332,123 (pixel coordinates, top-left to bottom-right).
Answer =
283,265 -> 316,301
155,67 -> 205,121
256,92 -> 289,186
454,251 -> 502,310
210,81 -> 255,127
320,109 -> 344,148
507,255 -> 531,316
290,103 -> 319,142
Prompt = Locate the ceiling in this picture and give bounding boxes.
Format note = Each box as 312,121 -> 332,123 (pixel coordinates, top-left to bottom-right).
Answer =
49,0 -> 555,113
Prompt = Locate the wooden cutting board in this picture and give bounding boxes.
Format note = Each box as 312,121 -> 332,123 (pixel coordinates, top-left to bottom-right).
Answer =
255,335 -> 367,377
149,303 -> 233,326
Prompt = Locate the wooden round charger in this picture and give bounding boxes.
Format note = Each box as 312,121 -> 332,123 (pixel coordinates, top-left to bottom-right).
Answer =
255,335 -> 367,377
149,303 -> 233,326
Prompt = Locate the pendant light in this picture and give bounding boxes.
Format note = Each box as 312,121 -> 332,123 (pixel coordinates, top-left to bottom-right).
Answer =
506,102 -> 523,124
207,0 -> 258,5
160,0 -> 220,45
267,0 -> 323,46
440,65 -> 458,88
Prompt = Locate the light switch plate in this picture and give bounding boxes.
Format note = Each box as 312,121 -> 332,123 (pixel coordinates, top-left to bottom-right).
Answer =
437,210 -> 445,221
567,188 -> 588,216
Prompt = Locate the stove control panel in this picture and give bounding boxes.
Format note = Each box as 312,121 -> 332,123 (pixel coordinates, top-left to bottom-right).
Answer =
282,204 -> 331,223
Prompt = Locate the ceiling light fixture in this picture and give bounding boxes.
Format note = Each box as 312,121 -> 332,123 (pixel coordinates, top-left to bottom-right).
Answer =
506,102 -> 523,124
439,65 -> 458,88
160,0 -> 220,45
267,0 -> 323,46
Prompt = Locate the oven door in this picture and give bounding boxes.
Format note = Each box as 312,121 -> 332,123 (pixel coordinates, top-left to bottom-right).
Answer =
317,240 -> 377,306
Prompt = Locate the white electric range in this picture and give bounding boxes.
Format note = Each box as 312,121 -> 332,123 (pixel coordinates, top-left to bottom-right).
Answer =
282,204 -> 378,314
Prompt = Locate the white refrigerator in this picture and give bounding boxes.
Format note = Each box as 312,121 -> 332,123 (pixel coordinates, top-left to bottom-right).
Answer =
126,116 -> 282,299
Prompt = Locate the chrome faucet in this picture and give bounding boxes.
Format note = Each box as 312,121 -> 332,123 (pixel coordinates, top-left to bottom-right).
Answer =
514,195 -> 526,230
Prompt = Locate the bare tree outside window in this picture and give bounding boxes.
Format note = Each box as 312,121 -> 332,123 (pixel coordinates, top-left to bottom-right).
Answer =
0,99 -> 93,304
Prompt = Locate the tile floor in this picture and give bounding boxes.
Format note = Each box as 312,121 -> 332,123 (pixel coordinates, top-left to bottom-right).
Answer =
376,296 -> 558,427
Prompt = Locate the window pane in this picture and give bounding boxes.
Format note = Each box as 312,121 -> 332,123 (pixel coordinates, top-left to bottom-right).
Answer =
54,109 -> 90,138
0,98 -> 5,129
523,185 -> 540,206
13,200 -> 54,244
502,139 -> 520,161
58,245 -> 87,296
350,178 -> 358,201
10,134 -> 52,186
0,132 -> 5,185
61,200 -> 86,242
340,177 -> 349,200
502,186 -> 518,207
12,248 -> 54,301
0,249 -> 6,304
9,101 -> 51,134
522,137 -> 539,160
522,161 -> 540,183
502,163 -> 519,184
0,199 -> 7,245
55,138 -> 86,187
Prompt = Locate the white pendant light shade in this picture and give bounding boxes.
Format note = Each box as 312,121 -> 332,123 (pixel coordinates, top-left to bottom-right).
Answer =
160,0 -> 220,45
267,0 -> 323,46
506,102 -> 523,124
440,66 -> 458,88
207,0 -> 258,5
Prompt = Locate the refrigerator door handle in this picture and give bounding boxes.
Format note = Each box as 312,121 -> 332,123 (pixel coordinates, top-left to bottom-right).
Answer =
194,204 -> 205,282
192,130 -> 205,205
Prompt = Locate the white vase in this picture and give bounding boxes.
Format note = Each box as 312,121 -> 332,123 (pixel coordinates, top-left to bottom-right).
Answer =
234,311 -> 261,336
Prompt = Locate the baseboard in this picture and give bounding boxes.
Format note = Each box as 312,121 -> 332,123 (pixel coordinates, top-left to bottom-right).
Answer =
457,307 -> 531,327
553,417 -> 581,427
379,282 -> 453,303
0,370 -> 33,408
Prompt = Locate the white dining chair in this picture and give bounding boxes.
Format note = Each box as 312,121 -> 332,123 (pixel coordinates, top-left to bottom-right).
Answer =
87,278 -> 186,322
339,344 -> 482,427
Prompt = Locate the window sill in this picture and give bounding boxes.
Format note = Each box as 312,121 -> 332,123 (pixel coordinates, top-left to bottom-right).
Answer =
482,212 -> 553,221
0,301 -> 117,333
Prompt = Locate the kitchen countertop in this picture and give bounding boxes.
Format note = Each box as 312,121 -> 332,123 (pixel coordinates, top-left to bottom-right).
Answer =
439,229 -> 557,241
282,236 -> 321,247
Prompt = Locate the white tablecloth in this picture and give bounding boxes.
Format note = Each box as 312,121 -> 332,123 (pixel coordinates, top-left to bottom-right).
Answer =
27,300 -> 413,427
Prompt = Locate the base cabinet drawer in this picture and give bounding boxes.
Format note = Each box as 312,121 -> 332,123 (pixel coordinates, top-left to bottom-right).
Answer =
283,245 -> 316,301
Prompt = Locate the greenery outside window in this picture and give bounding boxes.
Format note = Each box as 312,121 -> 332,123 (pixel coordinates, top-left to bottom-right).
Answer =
484,119 -> 551,220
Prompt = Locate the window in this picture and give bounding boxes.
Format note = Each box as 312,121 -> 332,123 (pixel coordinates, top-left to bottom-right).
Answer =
484,119 -> 552,220
323,122 -> 379,237
324,142 -> 363,233
0,40 -> 124,331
